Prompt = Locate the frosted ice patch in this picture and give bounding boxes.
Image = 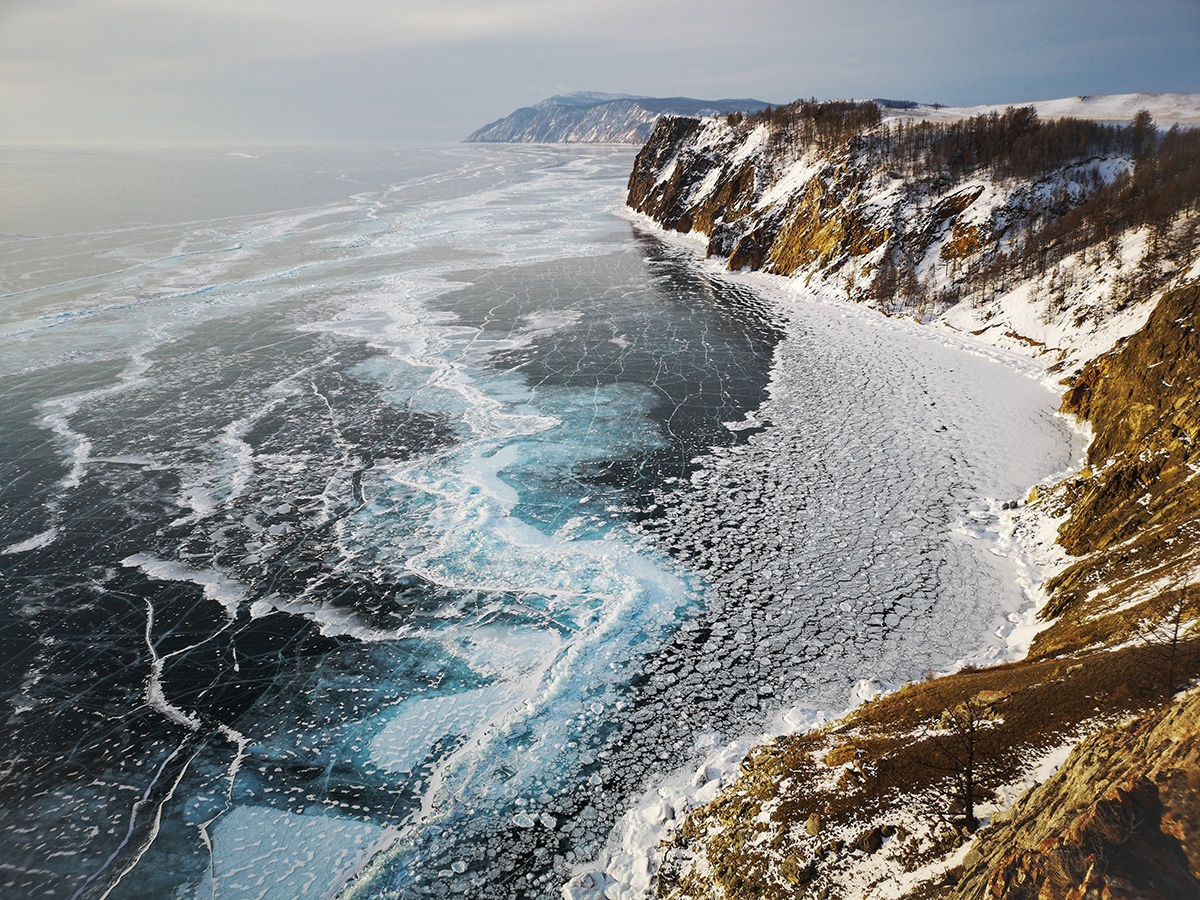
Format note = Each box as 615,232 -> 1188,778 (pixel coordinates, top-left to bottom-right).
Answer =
123,553 -> 247,619
3,527 -> 58,555
39,406 -> 92,490
518,309 -> 584,335
369,685 -> 519,774
192,806 -> 389,900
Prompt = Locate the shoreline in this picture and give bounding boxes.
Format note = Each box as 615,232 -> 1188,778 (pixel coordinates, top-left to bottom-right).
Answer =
567,208 -> 1093,900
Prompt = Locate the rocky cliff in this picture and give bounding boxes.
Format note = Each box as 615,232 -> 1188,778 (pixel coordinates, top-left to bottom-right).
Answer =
947,688 -> 1200,900
465,93 -> 772,144
628,97 -> 1200,373
1036,283 -> 1200,657
622,98 -> 1200,900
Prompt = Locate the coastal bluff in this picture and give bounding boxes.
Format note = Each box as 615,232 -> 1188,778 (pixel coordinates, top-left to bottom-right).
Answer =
619,96 -> 1200,899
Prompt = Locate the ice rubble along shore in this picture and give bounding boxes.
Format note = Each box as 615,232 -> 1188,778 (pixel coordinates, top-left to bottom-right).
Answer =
575,95 -> 1200,899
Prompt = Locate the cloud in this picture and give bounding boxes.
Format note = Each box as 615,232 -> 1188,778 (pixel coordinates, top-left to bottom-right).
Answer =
1,0 -> 1196,143
4,0 -> 660,72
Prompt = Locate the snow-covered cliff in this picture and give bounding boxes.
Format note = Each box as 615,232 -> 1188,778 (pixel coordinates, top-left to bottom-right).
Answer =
465,93 -> 771,144
615,95 -> 1200,900
627,94 -> 1200,377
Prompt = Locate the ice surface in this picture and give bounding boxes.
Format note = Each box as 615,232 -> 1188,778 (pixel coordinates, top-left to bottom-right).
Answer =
194,806 -> 390,900
0,145 -> 1076,900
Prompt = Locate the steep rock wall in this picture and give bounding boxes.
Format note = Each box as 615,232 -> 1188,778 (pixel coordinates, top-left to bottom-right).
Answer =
1034,284 -> 1200,656
629,126 -> 893,278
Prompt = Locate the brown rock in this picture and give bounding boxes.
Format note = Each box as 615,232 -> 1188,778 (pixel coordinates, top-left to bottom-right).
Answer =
824,745 -> 858,767
972,690 -> 1012,711
854,826 -> 884,854
780,856 -> 817,886
946,691 -> 1200,900
836,768 -> 864,791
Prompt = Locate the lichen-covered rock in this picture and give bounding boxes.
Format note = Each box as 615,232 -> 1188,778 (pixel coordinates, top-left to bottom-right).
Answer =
762,174 -> 889,276
1057,283 -> 1200,555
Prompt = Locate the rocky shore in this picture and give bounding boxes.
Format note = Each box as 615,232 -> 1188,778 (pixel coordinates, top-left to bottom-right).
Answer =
616,98 -> 1200,899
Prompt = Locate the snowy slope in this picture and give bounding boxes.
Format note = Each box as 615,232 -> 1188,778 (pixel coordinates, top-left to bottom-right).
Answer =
466,93 -> 773,143
627,95 -> 1200,379
887,92 -> 1200,128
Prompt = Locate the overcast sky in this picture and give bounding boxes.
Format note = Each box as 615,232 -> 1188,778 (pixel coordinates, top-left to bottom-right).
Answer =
2,0 -> 1198,144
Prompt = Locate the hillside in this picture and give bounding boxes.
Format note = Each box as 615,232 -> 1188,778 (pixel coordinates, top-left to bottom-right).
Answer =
884,92 -> 1200,129
616,95 -> 1200,899
465,93 -> 772,144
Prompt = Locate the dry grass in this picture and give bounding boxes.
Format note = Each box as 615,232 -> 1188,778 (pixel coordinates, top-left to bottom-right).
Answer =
656,638 -> 1200,900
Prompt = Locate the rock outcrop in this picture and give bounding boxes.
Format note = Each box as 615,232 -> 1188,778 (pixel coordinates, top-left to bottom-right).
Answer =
949,689 -> 1200,899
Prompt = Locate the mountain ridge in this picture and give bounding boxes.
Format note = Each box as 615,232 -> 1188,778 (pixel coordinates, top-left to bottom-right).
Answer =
464,93 -> 773,144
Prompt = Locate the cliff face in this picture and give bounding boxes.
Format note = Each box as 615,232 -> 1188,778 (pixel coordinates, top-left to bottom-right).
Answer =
627,121 -> 888,276
1035,283 -> 1200,657
465,94 -> 771,144
653,644 -> 1199,900
628,103 -> 1200,376
949,689 -> 1200,900
627,101 -> 1200,900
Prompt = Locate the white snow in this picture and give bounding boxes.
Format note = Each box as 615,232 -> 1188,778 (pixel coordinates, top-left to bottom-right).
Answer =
756,154 -> 825,210
884,93 -> 1200,128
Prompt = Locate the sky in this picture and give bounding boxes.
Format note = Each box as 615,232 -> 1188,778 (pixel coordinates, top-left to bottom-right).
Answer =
2,0 -> 1198,145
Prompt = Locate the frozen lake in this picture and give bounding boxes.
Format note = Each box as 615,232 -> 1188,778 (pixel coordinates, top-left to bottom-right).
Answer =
0,144 -> 1076,899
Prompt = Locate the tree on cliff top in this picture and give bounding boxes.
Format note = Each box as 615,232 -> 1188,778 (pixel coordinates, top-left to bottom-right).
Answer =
1137,578 -> 1197,696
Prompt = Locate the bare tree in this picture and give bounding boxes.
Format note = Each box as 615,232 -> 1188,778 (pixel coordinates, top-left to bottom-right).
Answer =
918,696 -> 991,834
1138,578 -> 1196,695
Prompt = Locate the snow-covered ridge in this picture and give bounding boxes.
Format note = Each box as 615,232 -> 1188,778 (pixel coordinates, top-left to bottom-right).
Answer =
627,93 -> 1200,380
465,93 -> 773,144
885,92 -> 1200,128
